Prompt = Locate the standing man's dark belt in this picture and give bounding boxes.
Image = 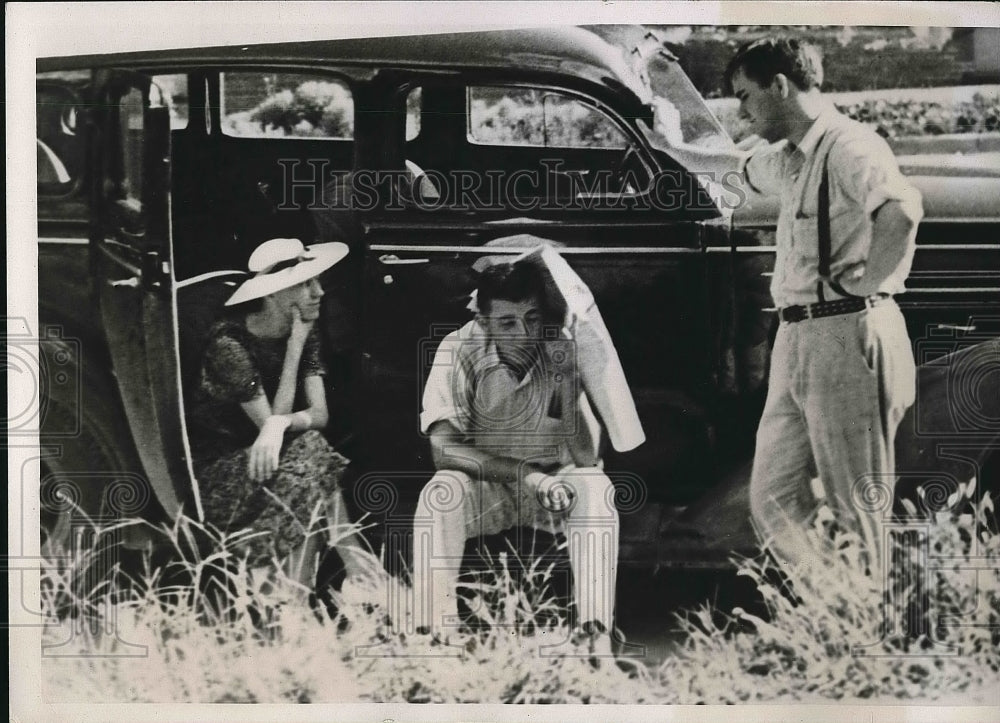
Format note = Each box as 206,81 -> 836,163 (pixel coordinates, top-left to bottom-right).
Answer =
778,293 -> 892,323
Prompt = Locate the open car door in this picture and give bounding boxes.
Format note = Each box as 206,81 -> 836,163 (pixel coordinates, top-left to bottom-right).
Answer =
90,70 -> 197,522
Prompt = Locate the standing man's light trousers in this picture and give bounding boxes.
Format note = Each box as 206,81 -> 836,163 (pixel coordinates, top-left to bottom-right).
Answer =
750,301 -> 916,577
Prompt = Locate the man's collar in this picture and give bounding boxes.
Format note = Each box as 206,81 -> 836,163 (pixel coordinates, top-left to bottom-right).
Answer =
793,105 -> 835,158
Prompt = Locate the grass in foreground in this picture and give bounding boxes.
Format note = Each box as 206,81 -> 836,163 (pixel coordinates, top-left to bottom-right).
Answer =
40,483 -> 999,703
658,480 -> 1000,703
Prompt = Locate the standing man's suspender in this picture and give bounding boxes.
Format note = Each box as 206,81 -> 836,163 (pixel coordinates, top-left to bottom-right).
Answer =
817,142 -> 862,302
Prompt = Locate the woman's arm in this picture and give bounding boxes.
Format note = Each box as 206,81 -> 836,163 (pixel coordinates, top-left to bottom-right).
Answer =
271,308 -> 311,415
240,394 -> 284,482
239,375 -> 328,482
296,374 -> 329,430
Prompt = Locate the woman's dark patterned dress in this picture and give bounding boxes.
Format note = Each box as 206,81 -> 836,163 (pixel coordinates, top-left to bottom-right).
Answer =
185,317 -> 347,562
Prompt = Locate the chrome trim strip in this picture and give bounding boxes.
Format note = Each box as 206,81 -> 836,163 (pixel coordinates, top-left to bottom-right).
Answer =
909,270 -> 1000,277
912,244 -> 1000,251
921,217 -> 1000,224
42,239 -> 1000,254
904,287 -> 1000,293
38,236 -> 89,245
368,244 -> 702,255
97,240 -> 142,277
738,218 -> 1000,228
733,244 -> 1000,253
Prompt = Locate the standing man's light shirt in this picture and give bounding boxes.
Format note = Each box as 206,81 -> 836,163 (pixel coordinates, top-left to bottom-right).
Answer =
744,106 -> 923,307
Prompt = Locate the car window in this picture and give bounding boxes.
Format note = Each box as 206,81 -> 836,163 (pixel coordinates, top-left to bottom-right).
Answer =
118,86 -> 146,209
220,72 -> 354,139
468,86 -> 628,149
37,79 -> 86,197
203,77 -> 212,134
643,51 -> 731,149
406,87 -> 422,141
153,73 -> 189,131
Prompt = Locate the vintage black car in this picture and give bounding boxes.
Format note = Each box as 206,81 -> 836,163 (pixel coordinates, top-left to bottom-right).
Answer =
35,27 -> 1000,569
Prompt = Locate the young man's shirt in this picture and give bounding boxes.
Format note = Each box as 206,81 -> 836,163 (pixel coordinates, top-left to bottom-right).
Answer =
421,319 -> 601,472
745,106 -> 923,308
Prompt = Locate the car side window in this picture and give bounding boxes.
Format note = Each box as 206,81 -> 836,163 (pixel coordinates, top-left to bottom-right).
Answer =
110,77 -> 175,210
220,72 -> 354,139
468,86 -> 627,149
406,87 -> 422,141
37,76 -> 86,197
153,73 -> 190,131
118,86 -> 146,209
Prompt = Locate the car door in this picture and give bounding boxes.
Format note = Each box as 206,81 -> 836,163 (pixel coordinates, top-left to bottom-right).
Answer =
355,76 -> 720,511
91,70 -> 196,520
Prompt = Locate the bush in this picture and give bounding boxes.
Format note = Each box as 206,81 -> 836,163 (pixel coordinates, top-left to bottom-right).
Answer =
223,79 -> 354,139
656,27 -> 971,97
712,93 -> 1000,143
838,93 -> 1000,139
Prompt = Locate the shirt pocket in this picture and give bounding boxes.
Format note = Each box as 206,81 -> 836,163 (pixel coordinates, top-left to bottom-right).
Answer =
791,215 -> 819,260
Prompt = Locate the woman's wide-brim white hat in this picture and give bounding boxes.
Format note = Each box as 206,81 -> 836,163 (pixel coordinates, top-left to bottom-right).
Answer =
225,238 -> 349,306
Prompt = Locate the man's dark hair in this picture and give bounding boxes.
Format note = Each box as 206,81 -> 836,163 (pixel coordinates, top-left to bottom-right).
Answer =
723,37 -> 824,95
476,260 -> 564,324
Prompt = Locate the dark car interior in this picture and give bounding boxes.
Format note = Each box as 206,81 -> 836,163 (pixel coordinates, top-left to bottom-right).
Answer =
402,82 -> 649,207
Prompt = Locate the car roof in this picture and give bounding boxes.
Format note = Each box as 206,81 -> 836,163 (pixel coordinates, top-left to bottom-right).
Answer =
37,26 -> 650,100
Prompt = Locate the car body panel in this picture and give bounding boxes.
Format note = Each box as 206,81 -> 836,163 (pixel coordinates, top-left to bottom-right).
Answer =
38,27 -> 651,107
358,216 -> 718,500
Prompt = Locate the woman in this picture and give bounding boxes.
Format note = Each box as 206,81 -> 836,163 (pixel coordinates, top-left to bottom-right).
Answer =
185,237 -> 369,590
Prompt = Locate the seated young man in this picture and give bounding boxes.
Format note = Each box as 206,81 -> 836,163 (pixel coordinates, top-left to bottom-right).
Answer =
412,257 -> 620,657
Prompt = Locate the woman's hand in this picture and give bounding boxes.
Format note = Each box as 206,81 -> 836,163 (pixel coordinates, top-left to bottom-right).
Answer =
289,305 -> 313,351
248,415 -> 290,481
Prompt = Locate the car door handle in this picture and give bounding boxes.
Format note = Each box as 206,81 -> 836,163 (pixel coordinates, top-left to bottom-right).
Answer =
379,254 -> 429,265
936,323 -> 977,333
108,276 -> 141,288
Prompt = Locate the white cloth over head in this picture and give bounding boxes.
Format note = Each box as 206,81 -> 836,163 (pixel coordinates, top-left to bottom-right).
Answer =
512,242 -> 646,453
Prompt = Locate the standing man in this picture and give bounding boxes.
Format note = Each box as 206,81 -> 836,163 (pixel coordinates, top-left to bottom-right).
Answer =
723,38 -> 923,576
412,256 -> 620,658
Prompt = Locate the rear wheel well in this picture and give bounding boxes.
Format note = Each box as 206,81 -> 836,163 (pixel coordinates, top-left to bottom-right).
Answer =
38,326 -> 167,553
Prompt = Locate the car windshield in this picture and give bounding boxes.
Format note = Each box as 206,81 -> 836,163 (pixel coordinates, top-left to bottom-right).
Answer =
642,49 -> 733,150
